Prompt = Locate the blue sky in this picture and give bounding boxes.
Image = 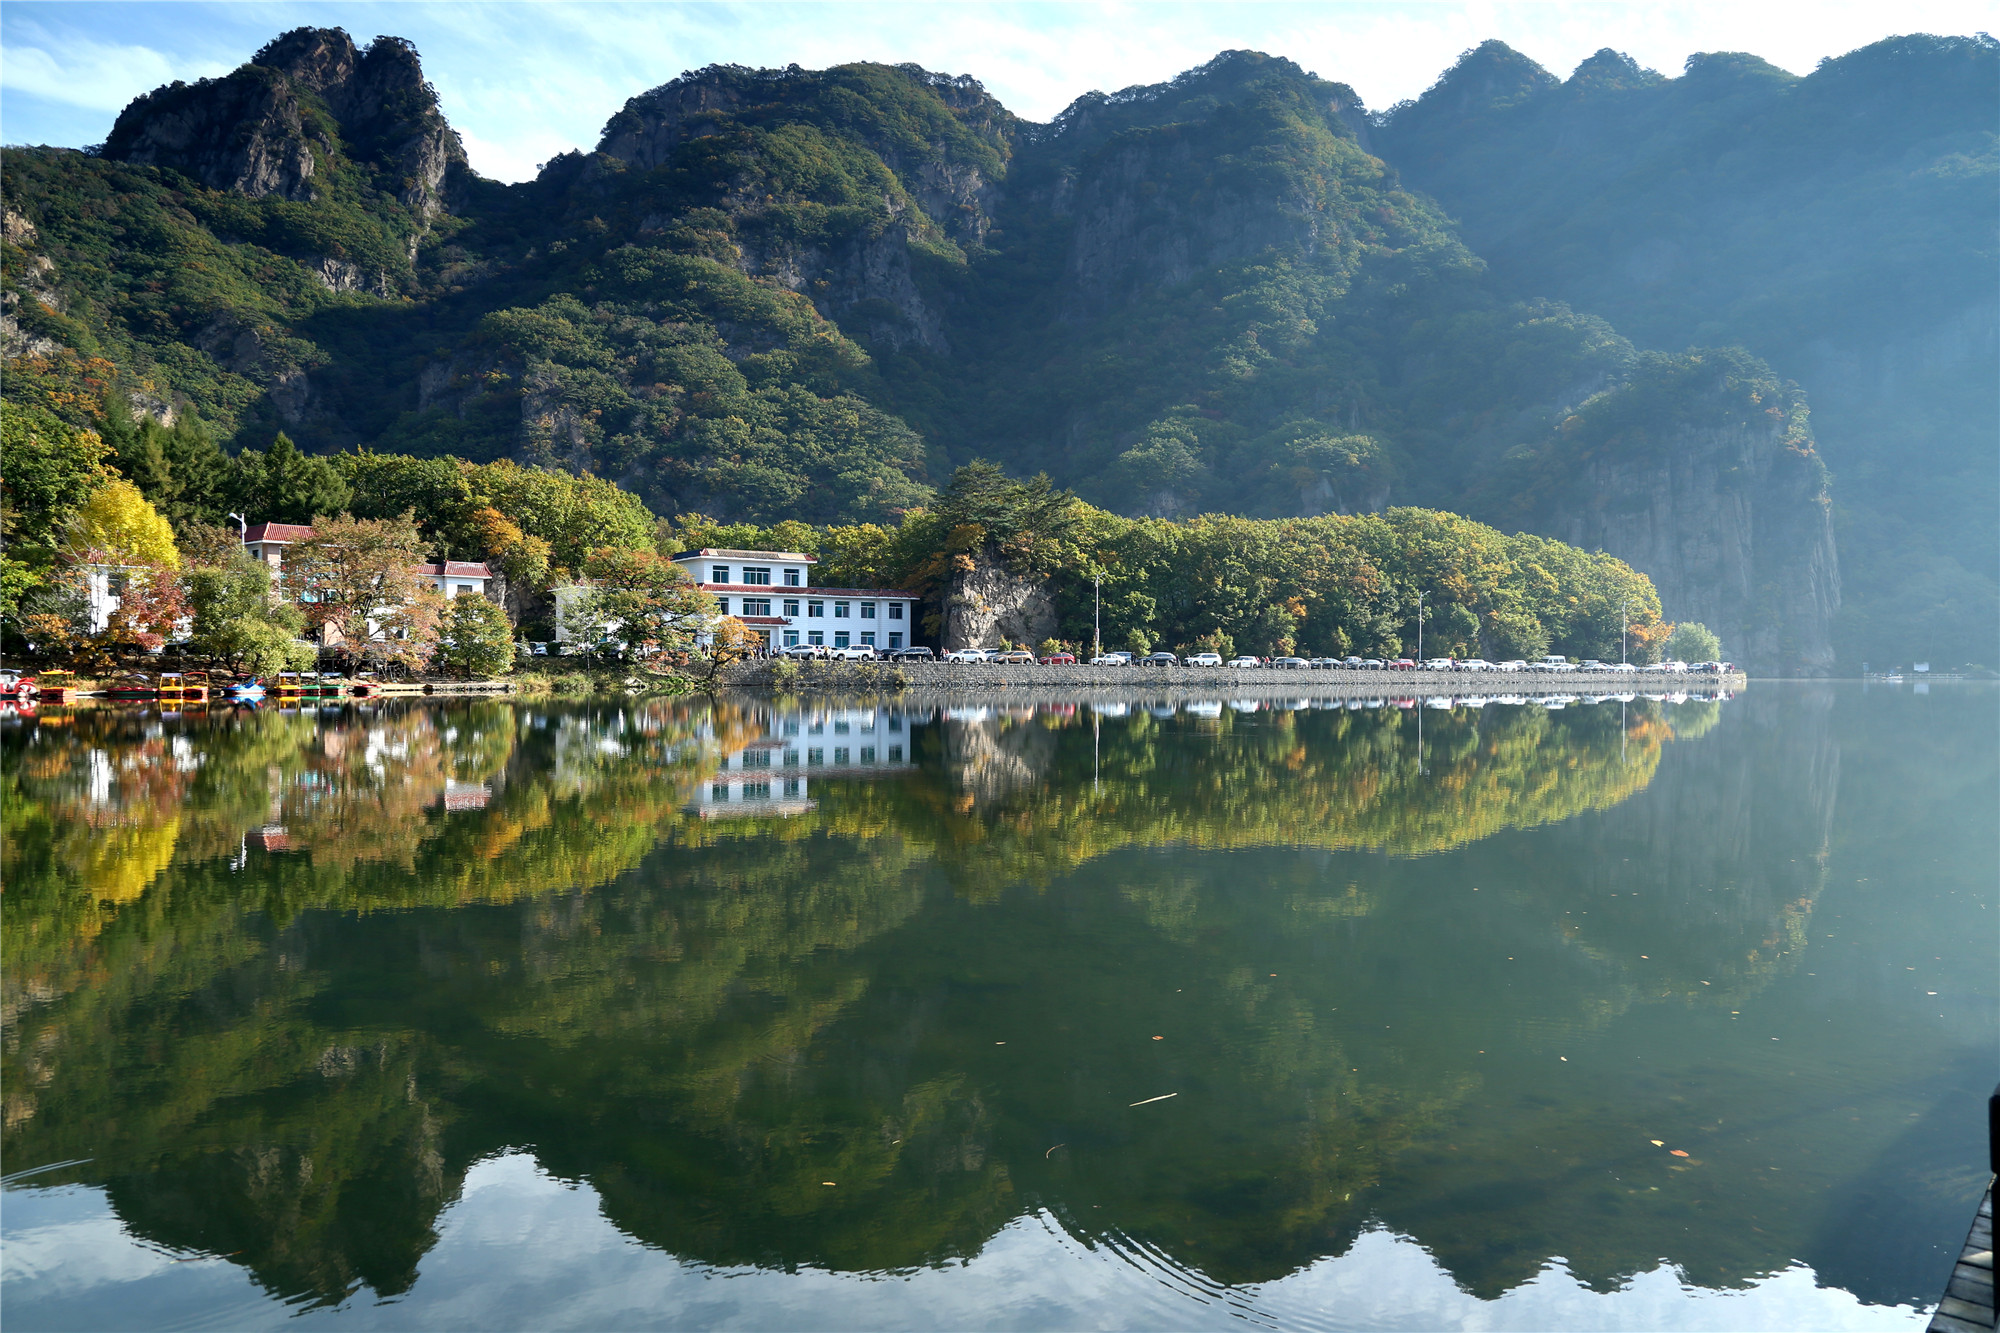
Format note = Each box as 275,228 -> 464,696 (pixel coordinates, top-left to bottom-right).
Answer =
3,1 -> 1991,182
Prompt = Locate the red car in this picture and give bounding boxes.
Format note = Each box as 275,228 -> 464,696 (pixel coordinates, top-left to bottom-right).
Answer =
1390,659 -> 1417,670
1039,652 -> 1077,665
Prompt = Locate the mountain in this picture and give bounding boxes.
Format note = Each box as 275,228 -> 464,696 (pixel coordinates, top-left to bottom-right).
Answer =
1375,35 -> 1998,668
10,30 -> 1981,671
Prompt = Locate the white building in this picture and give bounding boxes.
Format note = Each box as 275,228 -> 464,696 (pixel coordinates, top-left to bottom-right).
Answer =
243,522 -> 495,599
669,547 -> 918,652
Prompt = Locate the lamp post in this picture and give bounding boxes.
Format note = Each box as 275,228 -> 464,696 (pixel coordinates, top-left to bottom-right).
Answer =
227,512 -> 248,545
1093,574 -> 1101,661
1415,589 -> 1425,664
1621,599 -> 1629,666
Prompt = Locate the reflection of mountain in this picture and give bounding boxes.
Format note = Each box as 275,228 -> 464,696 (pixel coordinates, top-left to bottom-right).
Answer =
7,690 -> 1910,1312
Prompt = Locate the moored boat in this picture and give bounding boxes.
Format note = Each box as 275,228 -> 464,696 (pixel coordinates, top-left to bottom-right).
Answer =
182,670 -> 211,703
225,678 -> 267,702
36,670 -> 80,703
104,672 -> 159,699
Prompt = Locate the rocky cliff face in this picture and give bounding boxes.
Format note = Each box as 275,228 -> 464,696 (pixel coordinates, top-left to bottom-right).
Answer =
944,554 -> 1058,650
103,28 -> 466,227
1514,376 -> 1839,675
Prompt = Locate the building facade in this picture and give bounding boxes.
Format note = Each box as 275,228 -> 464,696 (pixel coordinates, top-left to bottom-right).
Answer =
669,547 -> 918,651
242,523 -> 495,600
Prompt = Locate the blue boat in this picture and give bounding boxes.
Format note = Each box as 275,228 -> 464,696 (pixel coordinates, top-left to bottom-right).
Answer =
225,681 -> 267,702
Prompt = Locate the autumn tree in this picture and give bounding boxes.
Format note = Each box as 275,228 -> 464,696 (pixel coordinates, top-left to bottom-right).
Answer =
575,547 -> 716,660
283,514 -> 442,667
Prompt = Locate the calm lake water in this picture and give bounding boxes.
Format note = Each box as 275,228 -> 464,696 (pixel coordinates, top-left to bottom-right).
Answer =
2,683 -> 1992,1331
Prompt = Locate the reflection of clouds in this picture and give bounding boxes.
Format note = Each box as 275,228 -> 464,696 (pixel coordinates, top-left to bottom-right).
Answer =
4,1156 -> 1927,1331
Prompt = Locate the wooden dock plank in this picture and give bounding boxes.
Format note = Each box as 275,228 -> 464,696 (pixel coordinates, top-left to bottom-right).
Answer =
1930,1176 -> 1996,1333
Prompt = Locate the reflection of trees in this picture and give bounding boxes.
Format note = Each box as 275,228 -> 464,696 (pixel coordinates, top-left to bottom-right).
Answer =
3,692 -> 1854,1311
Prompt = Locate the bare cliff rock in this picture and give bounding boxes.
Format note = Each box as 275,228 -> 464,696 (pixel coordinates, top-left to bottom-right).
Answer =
103,28 -> 467,227
944,553 -> 1058,651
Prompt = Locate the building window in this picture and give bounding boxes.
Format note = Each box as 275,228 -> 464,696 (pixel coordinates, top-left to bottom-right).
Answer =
784,721 -> 801,736
783,778 -> 801,797
743,598 -> 771,616
889,632 -> 903,649
715,597 -> 730,615
889,717 -> 903,733
711,783 -> 729,802
834,602 -> 850,618
783,599 -> 800,617
742,749 -> 772,769
808,600 -> 824,618
784,569 -> 801,586
743,567 -> 771,585
784,630 -> 799,647
710,565 -> 730,583
861,746 -> 876,763
889,602 -> 904,620
834,747 -> 849,764
783,750 -> 800,767
807,748 -> 823,765
808,630 -> 823,646
834,632 -> 850,648
888,745 -> 903,761
809,721 -> 824,735
457,583 -> 475,595
860,632 -> 875,647
743,782 -> 770,800
834,721 -> 850,735
861,602 -> 876,619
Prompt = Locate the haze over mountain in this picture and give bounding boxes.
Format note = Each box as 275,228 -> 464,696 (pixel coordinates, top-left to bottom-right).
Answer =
3,27 -> 1992,670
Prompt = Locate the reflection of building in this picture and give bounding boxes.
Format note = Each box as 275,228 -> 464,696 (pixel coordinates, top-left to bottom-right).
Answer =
690,702 -> 922,817
668,547 -> 918,652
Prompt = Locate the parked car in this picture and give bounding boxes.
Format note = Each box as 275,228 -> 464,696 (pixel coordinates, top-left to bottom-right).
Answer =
1091,651 -> 1133,666
828,645 -> 878,660
1273,656 -> 1310,669
1389,658 -> 1415,669
1421,658 -> 1456,671
1538,655 -> 1570,669
1497,660 -> 1526,671
1185,651 -> 1223,667
1141,651 -> 1180,666
1225,655 -> 1261,668
995,649 -> 1036,664
941,648 -> 986,663
1456,659 -> 1494,672
1039,652 -> 1077,665
888,646 -> 934,660
1309,658 -> 1342,669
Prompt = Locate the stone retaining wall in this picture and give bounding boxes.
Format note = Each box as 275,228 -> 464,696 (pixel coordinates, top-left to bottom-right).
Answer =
727,660 -> 1746,696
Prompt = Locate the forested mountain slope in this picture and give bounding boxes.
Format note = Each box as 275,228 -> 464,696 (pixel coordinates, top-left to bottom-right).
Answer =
1375,34 -> 1998,667
8,29 -> 1974,671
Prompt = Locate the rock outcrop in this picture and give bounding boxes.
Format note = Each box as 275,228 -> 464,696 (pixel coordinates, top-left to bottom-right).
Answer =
103,28 -> 466,226
944,553 -> 1058,651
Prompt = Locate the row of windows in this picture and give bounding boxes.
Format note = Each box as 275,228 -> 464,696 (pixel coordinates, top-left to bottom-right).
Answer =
710,565 -> 803,586
717,598 -> 903,620
778,631 -> 904,649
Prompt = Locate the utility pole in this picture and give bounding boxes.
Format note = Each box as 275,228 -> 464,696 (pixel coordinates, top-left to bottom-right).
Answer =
1621,599 -> 1629,665
1415,589 -> 1425,664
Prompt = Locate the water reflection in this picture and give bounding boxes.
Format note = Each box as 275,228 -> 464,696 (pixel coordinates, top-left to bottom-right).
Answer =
1,687 -> 1988,1328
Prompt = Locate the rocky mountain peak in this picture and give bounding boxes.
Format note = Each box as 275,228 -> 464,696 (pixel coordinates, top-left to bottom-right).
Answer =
103,27 -> 467,222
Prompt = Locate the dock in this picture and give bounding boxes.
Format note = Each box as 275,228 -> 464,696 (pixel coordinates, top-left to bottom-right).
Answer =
1930,1178 -> 1995,1333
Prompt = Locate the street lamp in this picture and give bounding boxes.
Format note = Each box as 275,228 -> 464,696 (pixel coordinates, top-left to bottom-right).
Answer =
1415,589 -> 1425,663
1093,574 -> 1101,661
227,512 -> 248,544
1621,599 -> 1629,666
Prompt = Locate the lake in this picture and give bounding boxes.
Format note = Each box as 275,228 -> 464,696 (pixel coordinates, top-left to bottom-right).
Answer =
2,683 -> 1991,1331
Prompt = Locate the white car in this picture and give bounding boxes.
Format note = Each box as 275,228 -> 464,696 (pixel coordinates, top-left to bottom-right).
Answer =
1226,656 -> 1261,668
1422,658 -> 1457,671
1456,659 -> 1494,672
1497,660 -> 1526,671
941,648 -> 987,663
1185,651 -> 1224,667
1091,652 -> 1132,665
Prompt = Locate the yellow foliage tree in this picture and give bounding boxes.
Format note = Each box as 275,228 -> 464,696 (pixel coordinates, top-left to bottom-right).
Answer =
62,478 -> 180,570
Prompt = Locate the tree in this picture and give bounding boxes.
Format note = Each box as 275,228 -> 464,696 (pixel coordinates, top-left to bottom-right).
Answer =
283,514 -> 441,667
1666,621 -> 1722,662
577,547 -> 716,659
432,594 -> 515,678
1,402 -> 111,551
231,433 -> 351,525
62,479 -> 181,570
186,553 -> 313,675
